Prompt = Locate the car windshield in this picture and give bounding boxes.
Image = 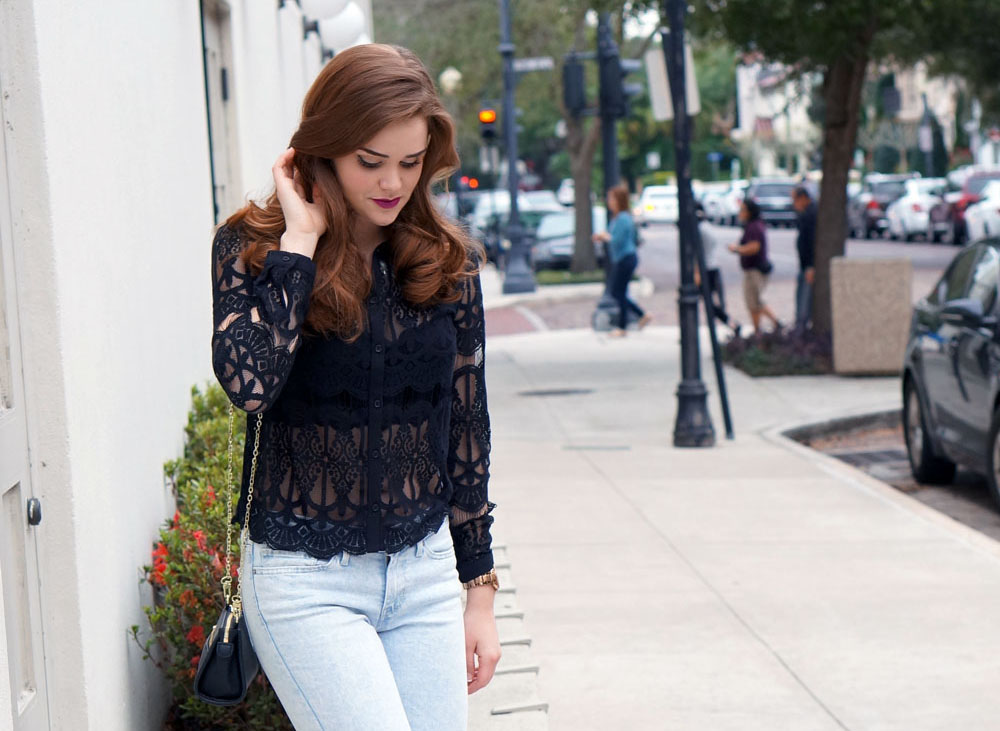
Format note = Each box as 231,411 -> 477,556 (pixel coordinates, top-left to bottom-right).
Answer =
912,180 -> 945,196
754,183 -> 794,197
525,190 -> 560,208
871,181 -> 906,198
536,213 -> 574,239
536,208 -> 608,239
968,175 -> 1000,196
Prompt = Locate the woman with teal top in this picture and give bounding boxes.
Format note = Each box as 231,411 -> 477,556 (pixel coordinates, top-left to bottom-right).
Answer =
593,183 -> 652,337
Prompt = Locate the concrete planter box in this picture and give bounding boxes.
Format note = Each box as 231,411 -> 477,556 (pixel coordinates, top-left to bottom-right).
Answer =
830,257 -> 913,375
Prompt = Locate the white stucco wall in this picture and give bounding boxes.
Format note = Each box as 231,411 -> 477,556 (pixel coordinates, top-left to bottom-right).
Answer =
0,0 -> 337,727
26,0 -> 216,727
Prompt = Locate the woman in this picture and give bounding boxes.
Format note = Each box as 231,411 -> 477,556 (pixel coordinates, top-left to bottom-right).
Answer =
210,44 -> 499,730
593,183 -> 652,337
728,199 -> 780,333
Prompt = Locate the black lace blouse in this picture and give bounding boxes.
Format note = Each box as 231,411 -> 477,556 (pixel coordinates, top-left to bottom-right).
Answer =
210,223 -> 495,583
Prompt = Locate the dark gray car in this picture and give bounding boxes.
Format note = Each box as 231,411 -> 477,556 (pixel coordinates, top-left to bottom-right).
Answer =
903,239 -> 1000,507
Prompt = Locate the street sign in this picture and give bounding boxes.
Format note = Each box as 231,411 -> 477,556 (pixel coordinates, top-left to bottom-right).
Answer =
644,42 -> 700,121
646,151 -> 661,170
707,151 -> 723,162
513,56 -> 554,73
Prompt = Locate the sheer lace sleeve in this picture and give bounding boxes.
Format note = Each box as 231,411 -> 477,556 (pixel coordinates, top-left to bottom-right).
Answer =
211,224 -> 316,414
447,269 -> 496,583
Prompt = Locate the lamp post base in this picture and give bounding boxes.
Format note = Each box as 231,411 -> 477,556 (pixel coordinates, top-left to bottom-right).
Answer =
673,379 -> 716,447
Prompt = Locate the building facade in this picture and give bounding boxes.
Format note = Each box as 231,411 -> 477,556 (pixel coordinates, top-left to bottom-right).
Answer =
0,1 -> 369,728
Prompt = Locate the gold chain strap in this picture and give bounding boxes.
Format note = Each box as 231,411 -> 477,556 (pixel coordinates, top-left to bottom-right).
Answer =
222,402 -> 263,621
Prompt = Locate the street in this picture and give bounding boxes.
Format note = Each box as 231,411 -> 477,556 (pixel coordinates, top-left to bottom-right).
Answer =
492,224 -> 958,333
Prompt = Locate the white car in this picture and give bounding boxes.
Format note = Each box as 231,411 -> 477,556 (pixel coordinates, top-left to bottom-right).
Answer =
635,185 -> 678,226
556,178 -> 574,206
697,182 -> 732,222
701,179 -> 748,225
964,180 -> 1000,243
885,177 -> 947,242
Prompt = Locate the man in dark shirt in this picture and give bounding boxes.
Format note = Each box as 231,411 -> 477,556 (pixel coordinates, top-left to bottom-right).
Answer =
792,186 -> 817,331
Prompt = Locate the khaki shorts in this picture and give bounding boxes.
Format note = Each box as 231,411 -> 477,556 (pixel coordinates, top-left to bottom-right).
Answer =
743,269 -> 769,312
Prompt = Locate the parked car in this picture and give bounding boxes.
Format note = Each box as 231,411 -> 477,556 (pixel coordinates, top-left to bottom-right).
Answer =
885,177 -> 947,242
470,190 -> 563,262
903,239 -> 1000,507
635,185 -> 678,226
701,179 -> 748,225
556,178 -> 575,206
848,173 -> 918,239
950,169 -> 1000,245
524,189 -> 562,210
963,180 -> 1000,244
743,178 -> 798,227
530,207 -> 608,271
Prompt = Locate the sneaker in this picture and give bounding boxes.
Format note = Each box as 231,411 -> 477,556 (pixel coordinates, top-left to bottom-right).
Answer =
638,314 -> 653,330
608,328 -> 627,338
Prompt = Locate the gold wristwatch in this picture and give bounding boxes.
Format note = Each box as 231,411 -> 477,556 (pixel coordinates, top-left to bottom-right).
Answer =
462,568 -> 499,591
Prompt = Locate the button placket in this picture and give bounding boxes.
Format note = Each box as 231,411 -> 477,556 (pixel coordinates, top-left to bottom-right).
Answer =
365,249 -> 388,548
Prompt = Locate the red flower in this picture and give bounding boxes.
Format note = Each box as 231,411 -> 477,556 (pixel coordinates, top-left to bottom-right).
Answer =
151,560 -> 167,585
192,530 -> 207,552
186,624 -> 205,646
172,510 -> 181,529
179,589 -> 196,608
191,653 -> 201,667
205,486 -> 217,506
152,542 -> 168,559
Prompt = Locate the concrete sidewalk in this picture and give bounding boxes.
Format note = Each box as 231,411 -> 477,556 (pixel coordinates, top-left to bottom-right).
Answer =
477,325 -> 1000,730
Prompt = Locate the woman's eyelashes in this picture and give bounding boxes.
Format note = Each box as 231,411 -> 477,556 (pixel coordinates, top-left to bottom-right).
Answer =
357,155 -> 422,169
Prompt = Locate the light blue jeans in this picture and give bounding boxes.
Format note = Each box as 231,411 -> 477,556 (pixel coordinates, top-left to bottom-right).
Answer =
241,517 -> 468,730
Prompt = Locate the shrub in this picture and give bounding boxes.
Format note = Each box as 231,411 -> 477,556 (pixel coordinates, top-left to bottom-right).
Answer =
722,328 -> 833,377
131,384 -> 292,730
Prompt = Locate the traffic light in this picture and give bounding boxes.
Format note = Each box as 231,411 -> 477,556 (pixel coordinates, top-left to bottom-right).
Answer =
563,55 -> 586,117
598,24 -> 643,120
479,108 -> 497,142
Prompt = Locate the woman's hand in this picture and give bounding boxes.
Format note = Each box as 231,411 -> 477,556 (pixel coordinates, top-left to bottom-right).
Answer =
273,147 -> 328,256
464,587 -> 501,694
728,242 -> 740,254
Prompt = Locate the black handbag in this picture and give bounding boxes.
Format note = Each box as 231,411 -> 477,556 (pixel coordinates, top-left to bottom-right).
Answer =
193,405 -> 264,706
757,258 -> 774,275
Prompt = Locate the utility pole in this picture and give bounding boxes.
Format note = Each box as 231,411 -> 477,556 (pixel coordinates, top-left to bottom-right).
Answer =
498,0 -> 535,294
597,13 -> 620,196
663,0 -> 715,447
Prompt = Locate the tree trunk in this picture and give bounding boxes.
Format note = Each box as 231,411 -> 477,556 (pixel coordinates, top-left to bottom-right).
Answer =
568,116 -> 603,272
813,49 -> 871,334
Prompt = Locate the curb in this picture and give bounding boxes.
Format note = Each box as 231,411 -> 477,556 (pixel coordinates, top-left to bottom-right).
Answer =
481,265 -> 655,312
782,408 -> 902,445
761,409 -> 1000,564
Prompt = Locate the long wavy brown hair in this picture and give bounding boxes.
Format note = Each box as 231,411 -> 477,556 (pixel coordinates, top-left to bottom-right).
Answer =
224,44 -> 480,342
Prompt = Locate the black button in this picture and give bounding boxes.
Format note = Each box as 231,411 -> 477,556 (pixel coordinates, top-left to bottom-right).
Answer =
370,449 -> 379,460
369,504 -> 379,513
374,344 -> 383,354
374,399 -> 382,408
281,254 -> 290,261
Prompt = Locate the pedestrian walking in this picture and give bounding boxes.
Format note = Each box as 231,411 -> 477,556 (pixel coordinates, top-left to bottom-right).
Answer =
210,44 -> 500,730
728,199 -> 781,333
792,185 -> 817,331
693,203 -> 738,334
593,183 -> 652,337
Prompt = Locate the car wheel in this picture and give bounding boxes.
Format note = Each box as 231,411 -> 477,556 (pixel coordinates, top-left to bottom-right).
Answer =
903,379 -> 956,485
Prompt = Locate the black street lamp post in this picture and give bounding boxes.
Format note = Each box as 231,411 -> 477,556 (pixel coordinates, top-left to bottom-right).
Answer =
498,0 -> 535,294
662,0 -> 715,447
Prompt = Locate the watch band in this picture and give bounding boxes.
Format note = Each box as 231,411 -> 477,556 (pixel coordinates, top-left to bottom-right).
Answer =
462,568 -> 499,591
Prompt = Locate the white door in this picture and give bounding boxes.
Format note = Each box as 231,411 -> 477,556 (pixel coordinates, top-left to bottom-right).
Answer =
0,69 -> 50,731
202,0 -> 242,223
